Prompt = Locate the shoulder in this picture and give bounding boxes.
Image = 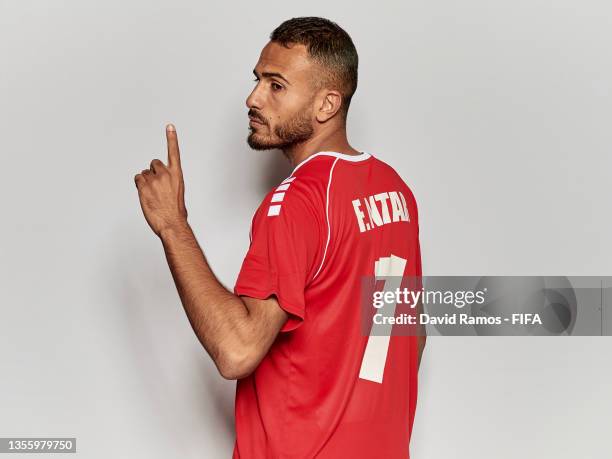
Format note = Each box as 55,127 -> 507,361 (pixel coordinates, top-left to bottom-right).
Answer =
252,180 -> 325,231
258,155 -> 338,219
368,155 -> 405,182
374,156 -> 417,194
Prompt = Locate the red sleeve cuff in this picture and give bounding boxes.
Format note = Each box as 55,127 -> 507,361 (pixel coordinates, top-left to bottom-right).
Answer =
234,285 -> 305,332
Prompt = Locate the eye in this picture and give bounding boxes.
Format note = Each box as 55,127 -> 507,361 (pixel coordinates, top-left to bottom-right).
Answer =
271,82 -> 283,91
252,77 -> 259,83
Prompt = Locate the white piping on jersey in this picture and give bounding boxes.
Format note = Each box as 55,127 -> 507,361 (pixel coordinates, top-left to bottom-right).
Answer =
312,157 -> 339,280
290,151 -> 371,176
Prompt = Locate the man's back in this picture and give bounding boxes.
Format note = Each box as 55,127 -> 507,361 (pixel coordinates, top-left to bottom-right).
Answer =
234,151 -> 421,458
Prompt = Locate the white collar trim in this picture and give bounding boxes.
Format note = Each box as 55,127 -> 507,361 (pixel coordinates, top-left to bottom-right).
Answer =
292,151 -> 371,174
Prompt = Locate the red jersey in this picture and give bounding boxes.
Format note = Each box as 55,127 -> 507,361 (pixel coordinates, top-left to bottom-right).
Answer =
233,151 -> 422,458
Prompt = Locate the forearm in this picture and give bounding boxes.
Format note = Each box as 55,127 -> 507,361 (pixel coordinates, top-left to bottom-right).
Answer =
159,221 -> 251,375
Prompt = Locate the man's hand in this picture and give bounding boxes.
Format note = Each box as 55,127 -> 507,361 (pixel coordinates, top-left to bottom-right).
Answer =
135,124 -> 188,237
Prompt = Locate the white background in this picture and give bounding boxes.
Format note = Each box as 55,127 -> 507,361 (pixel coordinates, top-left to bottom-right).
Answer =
1,1 -> 611,458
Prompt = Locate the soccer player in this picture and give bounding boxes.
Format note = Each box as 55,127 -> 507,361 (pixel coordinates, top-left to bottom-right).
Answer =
135,16 -> 425,459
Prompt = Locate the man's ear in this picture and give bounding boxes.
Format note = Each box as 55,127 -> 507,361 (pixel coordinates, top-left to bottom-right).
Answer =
315,90 -> 343,122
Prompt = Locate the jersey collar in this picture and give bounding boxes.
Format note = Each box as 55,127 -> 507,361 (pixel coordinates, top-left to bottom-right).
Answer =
292,151 -> 372,174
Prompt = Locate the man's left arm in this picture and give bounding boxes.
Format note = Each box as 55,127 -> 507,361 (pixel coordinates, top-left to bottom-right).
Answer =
134,124 -> 288,380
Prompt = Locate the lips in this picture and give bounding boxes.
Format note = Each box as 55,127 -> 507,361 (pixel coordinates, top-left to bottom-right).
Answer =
248,115 -> 265,126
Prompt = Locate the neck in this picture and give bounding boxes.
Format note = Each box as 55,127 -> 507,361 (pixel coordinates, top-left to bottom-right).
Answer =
282,123 -> 361,169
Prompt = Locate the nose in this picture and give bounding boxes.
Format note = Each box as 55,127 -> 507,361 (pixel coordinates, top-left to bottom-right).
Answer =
245,83 -> 262,111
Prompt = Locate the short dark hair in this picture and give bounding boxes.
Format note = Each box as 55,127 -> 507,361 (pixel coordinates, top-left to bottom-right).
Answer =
270,17 -> 358,120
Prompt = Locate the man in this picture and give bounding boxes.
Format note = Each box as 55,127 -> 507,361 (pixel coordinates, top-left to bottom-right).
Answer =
135,16 -> 425,459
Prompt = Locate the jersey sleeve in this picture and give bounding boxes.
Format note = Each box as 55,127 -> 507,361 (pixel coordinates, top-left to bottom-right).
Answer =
234,180 -> 323,332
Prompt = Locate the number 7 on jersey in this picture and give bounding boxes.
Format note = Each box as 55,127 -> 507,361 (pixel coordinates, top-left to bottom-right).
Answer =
358,255 -> 407,384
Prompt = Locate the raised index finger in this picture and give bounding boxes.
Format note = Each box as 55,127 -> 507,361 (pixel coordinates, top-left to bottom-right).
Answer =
165,123 -> 181,170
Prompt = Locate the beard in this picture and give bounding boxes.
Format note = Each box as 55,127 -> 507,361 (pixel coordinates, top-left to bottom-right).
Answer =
247,104 -> 314,151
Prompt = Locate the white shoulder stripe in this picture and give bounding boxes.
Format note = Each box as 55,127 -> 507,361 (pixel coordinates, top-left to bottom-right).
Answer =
271,192 -> 285,203
267,205 -> 281,216
267,179 -> 295,217
292,151 -> 371,174
312,157 -> 339,280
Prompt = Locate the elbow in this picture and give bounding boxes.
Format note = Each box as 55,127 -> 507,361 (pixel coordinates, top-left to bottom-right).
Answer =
219,364 -> 252,381
217,348 -> 258,381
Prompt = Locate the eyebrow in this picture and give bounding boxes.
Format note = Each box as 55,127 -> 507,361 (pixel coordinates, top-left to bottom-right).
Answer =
253,69 -> 291,85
